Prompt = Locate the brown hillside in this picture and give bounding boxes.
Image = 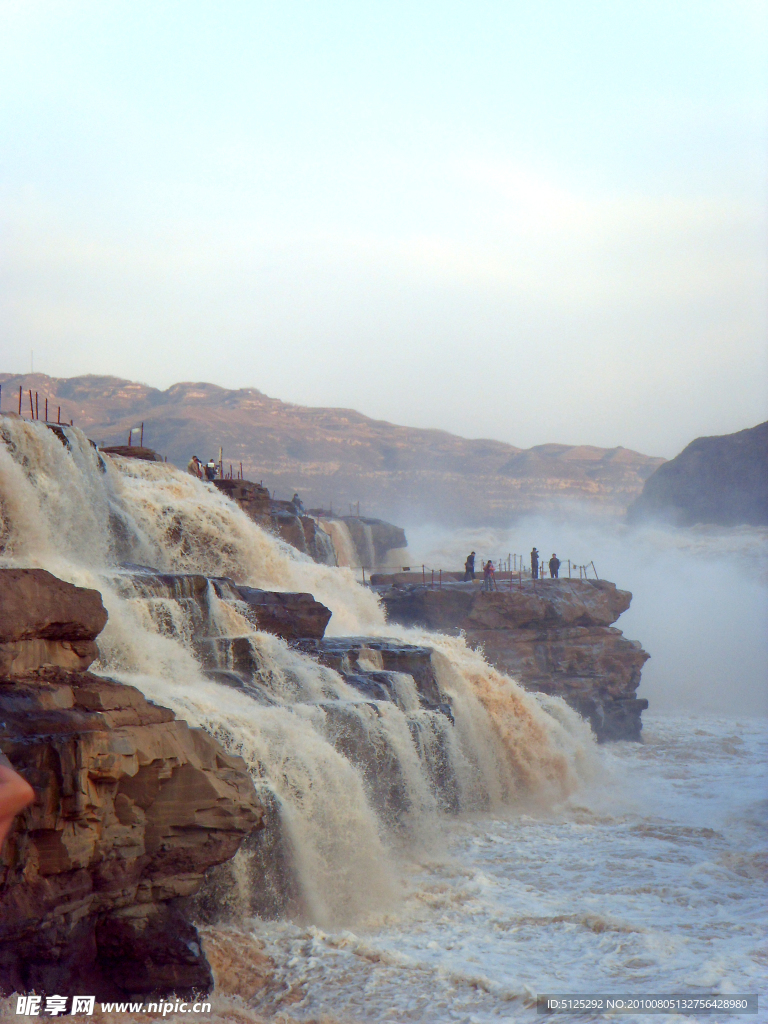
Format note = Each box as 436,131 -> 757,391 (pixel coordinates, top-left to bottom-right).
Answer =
0,373 -> 664,526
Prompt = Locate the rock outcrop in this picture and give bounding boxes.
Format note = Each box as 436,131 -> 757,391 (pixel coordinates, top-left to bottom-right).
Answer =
379,579 -> 649,741
0,569 -> 262,999
0,568 -> 107,675
628,421 -> 768,526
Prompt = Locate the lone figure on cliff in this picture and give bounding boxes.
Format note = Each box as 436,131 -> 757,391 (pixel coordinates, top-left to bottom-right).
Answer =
483,560 -> 496,591
549,553 -> 561,579
464,551 -> 476,582
0,752 -> 34,852
291,493 -> 305,514
531,547 -> 539,580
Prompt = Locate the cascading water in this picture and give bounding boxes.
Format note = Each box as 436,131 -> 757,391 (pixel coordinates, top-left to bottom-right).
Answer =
322,519 -> 360,569
0,418 -> 596,927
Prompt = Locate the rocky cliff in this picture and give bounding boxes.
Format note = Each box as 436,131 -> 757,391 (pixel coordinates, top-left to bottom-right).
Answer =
0,570 -> 262,999
628,421 -> 768,526
1,373 -> 664,525
379,579 -> 649,741
212,479 -> 407,569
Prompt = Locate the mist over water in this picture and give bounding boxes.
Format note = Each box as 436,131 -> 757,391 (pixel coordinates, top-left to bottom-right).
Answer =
1,420 -> 765,1021
405,514 -> 768,716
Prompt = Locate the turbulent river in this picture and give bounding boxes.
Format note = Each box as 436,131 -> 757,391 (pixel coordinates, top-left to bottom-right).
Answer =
0,419 -> 765,1023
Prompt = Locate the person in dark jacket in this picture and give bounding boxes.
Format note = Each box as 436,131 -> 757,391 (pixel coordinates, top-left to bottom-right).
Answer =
530,547 -> 539,580
464,551 -> 476,582
549,553 -> 561,579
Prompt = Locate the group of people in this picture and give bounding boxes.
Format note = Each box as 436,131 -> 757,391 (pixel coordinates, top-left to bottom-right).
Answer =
187,455 -> 220,481
463,547 -> 562,586
530,547 -> 560,579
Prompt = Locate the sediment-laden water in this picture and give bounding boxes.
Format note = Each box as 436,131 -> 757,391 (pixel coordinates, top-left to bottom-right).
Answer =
0,419 -> 765,1023
246,713 -> 766,1023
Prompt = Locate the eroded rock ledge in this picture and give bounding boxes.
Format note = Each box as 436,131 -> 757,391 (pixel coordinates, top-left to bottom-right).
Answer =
0,569 -> 262,1000
379,579 -> 649,741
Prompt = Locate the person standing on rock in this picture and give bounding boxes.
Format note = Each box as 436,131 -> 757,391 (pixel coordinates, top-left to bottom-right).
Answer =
530,547 -> 539,580
549,553 -> 561,579
483,559 -> 496,591
464,551 -> 476,582
0,752 -> 34,852
187,455 -> 203,478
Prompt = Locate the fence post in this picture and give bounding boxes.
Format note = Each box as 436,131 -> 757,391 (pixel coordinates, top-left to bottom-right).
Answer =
18,387 -> 22,415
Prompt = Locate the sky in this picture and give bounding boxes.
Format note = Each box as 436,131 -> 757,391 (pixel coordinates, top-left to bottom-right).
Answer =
0,1 -> 766,458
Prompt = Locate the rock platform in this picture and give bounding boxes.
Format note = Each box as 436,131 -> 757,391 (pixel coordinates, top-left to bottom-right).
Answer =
378,578 -> 649,741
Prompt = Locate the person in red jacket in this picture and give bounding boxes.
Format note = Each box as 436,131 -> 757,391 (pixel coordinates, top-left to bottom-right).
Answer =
0,753 -> 34,851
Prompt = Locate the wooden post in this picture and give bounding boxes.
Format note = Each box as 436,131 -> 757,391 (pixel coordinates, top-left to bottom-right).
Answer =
240,461 -> 243,480
140,422 -> 144,447
35,392 -> 38,419
45,397 -> 48,421
28,391 -> 33,418
218,446 -> 223,479
591,561 -> 598,580
422,565 -> 426,587
362,566 -> 366,586
127,428 -> 131,447
57,406 -> 61,424
18,386 -> 22,415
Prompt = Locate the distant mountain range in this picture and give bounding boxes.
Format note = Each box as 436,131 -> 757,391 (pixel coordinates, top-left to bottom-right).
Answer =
0,373 -> 665,526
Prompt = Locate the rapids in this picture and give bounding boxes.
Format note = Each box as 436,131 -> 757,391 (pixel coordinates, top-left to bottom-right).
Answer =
0,419 -> 595,927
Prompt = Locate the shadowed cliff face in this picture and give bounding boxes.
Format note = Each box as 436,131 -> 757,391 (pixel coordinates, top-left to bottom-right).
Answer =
628,421 -> 768,527
0,373 -> 664,526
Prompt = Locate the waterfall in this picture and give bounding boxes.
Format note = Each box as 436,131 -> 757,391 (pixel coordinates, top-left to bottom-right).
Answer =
321,519 -> 359,569
0,418 -> 596,926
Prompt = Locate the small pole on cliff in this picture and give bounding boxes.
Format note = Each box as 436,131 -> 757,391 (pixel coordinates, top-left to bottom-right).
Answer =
44,397 -> 48,421
422,564 -> 426,587
219,446 -> 223,479
18,386 -> 22,415
431,568 -> 434,589
127,427 -> 131,446
140,422 -> 144,447
439,569 -> 442,589
568,559 -> 571,579
591,561 -> 599,580
35,392 -> 39,419
362,565 -> 366,586
57,406 -> 61,424
28,390 -> 33,418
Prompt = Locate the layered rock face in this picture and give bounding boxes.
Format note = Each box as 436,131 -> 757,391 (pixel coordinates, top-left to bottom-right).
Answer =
212,479 -> 406,569
628,421 -> 768,526
380,580 -> 649,741
0,570 -> 262,999
0,568 -> 107,675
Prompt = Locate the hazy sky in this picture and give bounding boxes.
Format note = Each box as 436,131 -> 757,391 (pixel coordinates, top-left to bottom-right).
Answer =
1,1 -> 766,457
